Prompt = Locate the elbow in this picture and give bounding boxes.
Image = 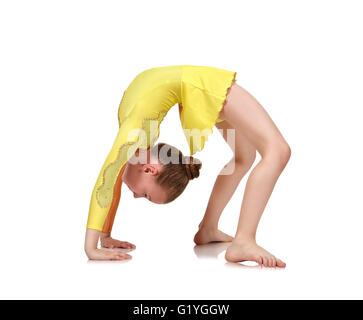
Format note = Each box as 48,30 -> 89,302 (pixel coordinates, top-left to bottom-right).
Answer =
84,234 -> 94,260
84,243 -> 92,259
84,227 -> 102,259
84,244 -> 96,260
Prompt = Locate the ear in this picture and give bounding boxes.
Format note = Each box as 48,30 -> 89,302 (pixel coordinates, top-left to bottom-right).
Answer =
142,164 -> 159,175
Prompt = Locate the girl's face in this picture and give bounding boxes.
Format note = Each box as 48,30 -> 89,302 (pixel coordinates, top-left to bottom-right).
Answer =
122,154 -> 168,204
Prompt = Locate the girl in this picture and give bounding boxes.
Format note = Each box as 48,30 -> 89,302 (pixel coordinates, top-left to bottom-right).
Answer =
84,65 -> 291,268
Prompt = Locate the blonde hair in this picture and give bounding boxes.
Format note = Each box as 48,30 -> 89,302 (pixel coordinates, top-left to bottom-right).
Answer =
150,142 -> 202,203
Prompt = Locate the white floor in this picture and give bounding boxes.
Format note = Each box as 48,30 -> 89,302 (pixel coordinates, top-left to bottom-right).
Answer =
2,226 -> 362,299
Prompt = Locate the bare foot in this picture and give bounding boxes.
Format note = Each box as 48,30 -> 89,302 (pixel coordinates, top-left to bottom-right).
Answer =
225,240 -> 286,268
194,227 -> 234,245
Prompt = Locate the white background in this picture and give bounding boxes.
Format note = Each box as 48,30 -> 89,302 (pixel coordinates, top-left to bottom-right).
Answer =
0,0 -> 362,299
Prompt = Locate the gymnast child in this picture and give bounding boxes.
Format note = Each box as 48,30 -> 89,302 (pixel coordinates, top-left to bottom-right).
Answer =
84,65 -> 291,268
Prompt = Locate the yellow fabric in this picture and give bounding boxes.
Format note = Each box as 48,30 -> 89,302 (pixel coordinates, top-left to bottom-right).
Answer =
180,65 -> 237,153
86,65 -> 237,232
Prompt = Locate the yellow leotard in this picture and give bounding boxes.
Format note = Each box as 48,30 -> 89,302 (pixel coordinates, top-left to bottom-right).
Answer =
86,65 -> 237,232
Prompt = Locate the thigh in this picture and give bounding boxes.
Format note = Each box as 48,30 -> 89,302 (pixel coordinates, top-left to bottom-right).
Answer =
215,119 -> 256,165
219,82 -> 288,155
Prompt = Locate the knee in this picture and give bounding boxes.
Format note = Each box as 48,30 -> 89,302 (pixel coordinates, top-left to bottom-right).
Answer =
281,142 -> 292,165
269,141 -> 291,171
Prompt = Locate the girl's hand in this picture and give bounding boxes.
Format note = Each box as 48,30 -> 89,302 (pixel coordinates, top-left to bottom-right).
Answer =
87,248 -> 132,261
85,228 -> 135,261
100,236 -> 136,250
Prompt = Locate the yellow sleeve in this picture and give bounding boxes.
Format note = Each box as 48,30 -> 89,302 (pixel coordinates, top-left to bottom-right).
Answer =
86,126 -> 130,233
86,107 -> 166,233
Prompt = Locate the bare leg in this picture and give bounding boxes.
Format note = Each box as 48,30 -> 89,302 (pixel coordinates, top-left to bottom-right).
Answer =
194,120 -> 256,245
220,82 -> 291,268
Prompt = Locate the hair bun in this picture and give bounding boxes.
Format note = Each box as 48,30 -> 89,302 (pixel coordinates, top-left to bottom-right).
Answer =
184,156 -> 202,180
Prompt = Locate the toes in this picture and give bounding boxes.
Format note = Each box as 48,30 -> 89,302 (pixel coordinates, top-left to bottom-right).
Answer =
261,256 -> 278,268
262,256 -> 269,267
266,257 -> 271,267
271,256 -> 277,267
268,256 -> 276,268
276,259 -> 286,268
271,257 -> 276,267
266,257 -> 272,267
256,256 -> 263,266
264,256 -> 273,268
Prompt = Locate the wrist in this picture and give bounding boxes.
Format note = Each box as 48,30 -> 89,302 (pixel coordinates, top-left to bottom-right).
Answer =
99,232 -> 111,240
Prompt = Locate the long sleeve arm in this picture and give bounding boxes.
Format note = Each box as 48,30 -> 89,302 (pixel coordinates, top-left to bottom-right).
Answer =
86,126 -> 129,233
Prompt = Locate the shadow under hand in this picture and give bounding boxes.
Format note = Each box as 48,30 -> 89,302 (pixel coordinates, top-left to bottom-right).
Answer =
193,242 -> 231,259
87,259 -> 132,264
